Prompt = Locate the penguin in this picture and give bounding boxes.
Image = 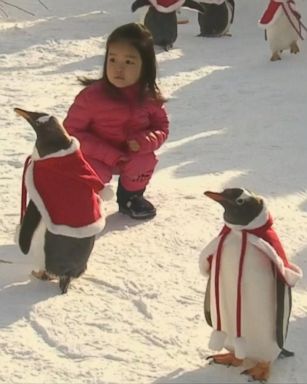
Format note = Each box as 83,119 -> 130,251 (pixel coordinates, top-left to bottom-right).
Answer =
15,108 -> 107,294
258,0 -> 307,61
199,188 -> 302,381
131,0 -> 204,51
197,0 -> 235,37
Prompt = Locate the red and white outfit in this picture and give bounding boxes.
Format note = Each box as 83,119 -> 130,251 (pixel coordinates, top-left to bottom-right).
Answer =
199,205 -> 302,361
259,0 -> 306,41
24,138 -> 106,238
64,81 -> 169,192
148,0 -> 185,12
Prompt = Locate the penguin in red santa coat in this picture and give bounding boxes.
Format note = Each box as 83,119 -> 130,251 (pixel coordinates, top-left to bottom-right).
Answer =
199,188 -> 302,381
15,108 -> 110,294
131,0 -> 204,50
258,0 -> 307,61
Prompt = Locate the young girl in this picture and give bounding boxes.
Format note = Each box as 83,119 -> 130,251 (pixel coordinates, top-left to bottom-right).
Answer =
63,23 -> 169,220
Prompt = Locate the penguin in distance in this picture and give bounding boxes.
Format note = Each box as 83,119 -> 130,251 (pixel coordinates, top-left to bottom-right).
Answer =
197,0 -> 235,37
131,0 -> 204,51
199,188 -> 302,381
259,0 -> 307,61
15,108 -> 107,294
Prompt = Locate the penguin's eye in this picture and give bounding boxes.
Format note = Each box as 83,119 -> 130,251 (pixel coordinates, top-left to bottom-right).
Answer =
236,198 -> 245,206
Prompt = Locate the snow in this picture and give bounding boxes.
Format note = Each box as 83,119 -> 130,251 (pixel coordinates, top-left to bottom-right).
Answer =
1,0 -> 307,383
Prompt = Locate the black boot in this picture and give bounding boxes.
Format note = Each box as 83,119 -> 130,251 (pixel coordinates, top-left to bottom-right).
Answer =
116,180 -> 156,220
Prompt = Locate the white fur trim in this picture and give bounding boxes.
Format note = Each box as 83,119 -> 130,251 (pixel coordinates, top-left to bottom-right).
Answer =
99,185 -> 114,201
31,136 -> 80,160
149,0 -> 185,13
25,161 -> 105,238
209,330 -> 227,351
234,337 -> 247,359
199,237 -> 219,275
249,234 -> 303,286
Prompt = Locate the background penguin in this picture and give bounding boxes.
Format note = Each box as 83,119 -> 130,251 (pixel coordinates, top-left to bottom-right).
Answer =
15,108 -> 107,294
197,0 -> 235,37
258,0 -> 307,61
199,188 -> 302,381
131,0 -> 204,51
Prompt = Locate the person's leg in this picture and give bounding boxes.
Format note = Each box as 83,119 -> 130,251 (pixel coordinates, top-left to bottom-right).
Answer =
117,153 -> 158,219
85,157 -> 113,185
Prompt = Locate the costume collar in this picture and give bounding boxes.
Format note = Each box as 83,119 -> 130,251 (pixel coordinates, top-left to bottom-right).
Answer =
32,136 -> 79,160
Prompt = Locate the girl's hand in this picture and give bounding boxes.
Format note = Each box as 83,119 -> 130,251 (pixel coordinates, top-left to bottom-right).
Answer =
117,155 -> 129,164
127,139 -> 140,152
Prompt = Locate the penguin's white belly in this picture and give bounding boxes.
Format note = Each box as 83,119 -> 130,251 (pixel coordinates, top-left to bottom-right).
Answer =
267,12 -> 299,52
28,221 -> 46,270
210,232 -> 280,362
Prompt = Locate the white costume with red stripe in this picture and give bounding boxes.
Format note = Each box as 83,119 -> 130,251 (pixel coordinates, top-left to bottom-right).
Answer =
199,205 -> 302,361
258,0 -> 306,54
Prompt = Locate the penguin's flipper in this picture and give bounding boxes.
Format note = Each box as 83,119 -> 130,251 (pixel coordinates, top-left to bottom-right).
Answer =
183,0 -> 205,13
227,0 -> 235,23
278,348 -> 295,359
204,275 -> 212,327
131,0 -> 150,12
19,200 -> 41,254
276,274 -> 292,350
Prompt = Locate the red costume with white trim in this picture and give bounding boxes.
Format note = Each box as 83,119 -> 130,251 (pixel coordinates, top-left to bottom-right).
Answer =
24,138 -> 106,238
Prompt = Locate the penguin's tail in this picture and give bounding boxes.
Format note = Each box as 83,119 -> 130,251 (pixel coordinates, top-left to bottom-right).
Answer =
59,276 -> 72,294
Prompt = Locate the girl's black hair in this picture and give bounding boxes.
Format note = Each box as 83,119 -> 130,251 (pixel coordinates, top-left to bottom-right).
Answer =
78,23 -> 164,102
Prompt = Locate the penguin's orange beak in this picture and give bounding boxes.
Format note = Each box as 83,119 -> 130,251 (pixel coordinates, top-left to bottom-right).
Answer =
14,108 -> 32,121
204,191 -> 226,202
205,191 -> 237,206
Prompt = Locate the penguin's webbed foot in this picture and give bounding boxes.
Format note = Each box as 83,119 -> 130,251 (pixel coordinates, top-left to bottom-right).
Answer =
162,44 -> 173,52
31,270 -> 55,281
241,362 -> 270,382
290,41 -> 299,54
206,352 -> 243,367
270,51 -> 281,61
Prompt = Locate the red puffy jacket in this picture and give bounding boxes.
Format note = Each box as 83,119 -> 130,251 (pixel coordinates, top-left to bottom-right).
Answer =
63,80 -> 169,168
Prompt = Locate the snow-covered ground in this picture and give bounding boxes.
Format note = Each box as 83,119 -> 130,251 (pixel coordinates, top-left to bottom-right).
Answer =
1,0 -> 307,383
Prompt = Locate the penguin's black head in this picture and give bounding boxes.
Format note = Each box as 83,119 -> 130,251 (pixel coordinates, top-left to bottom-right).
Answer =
14,108 -> 72,157
204,188 -> 264,226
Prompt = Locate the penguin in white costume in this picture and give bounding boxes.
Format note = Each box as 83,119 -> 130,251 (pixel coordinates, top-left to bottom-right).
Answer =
15,108 -> 110,294
199,188 -> 302,381
259,0 -> 307,61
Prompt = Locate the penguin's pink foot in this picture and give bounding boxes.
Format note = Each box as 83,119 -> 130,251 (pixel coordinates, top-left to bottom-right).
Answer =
270,51 -> 281,61
207,352 -> 243,367
177,19 -> 189,24
31,270 -> 55,281
290,41 -> 299,54
242,362 -> 270,381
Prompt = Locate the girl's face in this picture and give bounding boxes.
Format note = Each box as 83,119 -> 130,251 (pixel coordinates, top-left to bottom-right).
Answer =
106,41 -> 142,88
